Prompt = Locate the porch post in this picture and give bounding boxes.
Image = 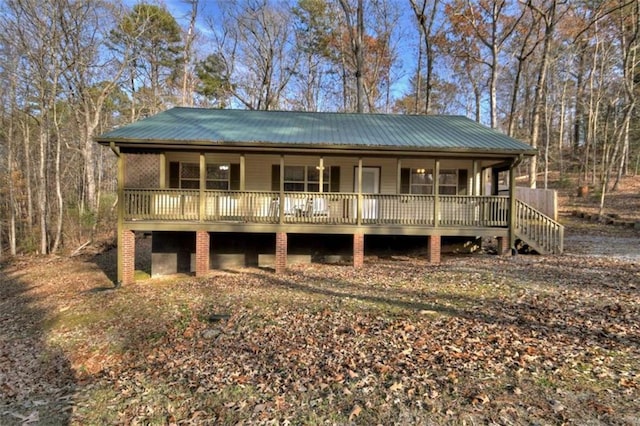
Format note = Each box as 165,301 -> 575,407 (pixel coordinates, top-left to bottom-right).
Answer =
199,153 -> 206,222
396,159 -> 402,194
508,164 -> 517,254
159,153 -> 166,188
116,149 -> 125,285
240,154 -> 246,191
357,158 -> 363,226
318,156 -> 324,193
195,231 -> 210,276
279,155 -> 285,224
433,159 -> 440,228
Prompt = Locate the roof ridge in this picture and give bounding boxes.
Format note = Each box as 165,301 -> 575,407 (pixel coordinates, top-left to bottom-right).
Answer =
168,106 -> 464,119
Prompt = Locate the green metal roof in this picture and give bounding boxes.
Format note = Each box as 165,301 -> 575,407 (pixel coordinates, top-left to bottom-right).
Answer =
96,107 -> 536,155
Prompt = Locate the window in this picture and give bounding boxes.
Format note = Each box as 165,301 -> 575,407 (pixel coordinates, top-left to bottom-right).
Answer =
176,162 -> 231,190
438,169 -> 458,195
284,165 -> 330,192
410,168 -> 433,194
403,168 -> 460,195
206,164 -> 230,190
179,163 -> 200,189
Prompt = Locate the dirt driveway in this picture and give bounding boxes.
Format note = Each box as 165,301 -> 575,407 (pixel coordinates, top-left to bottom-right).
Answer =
562,214 -> 640,260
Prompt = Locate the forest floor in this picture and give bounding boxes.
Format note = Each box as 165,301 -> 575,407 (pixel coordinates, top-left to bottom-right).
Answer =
0,176 -> 639,425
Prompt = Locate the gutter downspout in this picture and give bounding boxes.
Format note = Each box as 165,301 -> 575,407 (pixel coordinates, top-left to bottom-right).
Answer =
508,154 -> 524,255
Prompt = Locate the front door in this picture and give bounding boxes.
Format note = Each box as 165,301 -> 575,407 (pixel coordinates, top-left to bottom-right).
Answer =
354,167 -> 380,220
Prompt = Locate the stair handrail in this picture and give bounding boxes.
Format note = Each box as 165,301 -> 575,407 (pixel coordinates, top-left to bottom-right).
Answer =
514,199 -> 564,254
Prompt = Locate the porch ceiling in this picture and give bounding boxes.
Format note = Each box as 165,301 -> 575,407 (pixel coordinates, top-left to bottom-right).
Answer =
96,107 -> 536,157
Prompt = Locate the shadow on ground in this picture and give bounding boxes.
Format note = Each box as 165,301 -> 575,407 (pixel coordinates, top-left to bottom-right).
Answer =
0,263 -> 75,425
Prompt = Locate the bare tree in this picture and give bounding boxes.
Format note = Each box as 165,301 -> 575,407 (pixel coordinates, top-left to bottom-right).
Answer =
5,0 -> 68,254
409,0 -> 440,114
526,0 -> 560,188
338,0 -> 365,112
211,0 -> 300,110
181,0 -> 199,107
62,1 -> 131,217
612,0 -> 639,191
454,0 -> 525,128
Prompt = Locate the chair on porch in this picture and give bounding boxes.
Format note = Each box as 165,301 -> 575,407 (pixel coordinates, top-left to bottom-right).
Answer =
310,197 -> 330,217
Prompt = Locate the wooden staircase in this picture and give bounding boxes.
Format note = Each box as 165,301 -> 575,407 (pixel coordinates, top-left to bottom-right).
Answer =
514,199 -> 564,254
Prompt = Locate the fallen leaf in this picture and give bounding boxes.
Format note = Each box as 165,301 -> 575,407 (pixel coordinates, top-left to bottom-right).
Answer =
349,404 -> 362,421
389,382 -> 403,392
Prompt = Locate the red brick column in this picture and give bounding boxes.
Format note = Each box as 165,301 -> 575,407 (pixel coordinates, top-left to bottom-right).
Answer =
195,231 -> 210,277
496,236 -> 510,256
275,232 -> 287,274
353,233 -> 364,268
122,229 -> 136,285
427,235 -> 441,264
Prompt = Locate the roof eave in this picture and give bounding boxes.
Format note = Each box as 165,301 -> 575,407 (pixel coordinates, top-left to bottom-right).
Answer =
95,137 -> 537,157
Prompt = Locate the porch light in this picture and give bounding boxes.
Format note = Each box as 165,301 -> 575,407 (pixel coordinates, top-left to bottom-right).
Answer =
416,168 -> 426,174
219,165 -> 229,171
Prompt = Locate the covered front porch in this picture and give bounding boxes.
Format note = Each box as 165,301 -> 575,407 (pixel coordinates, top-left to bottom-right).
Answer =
114,151 -> 529,284
124,189 -> 510,229
118,151 -> 516,231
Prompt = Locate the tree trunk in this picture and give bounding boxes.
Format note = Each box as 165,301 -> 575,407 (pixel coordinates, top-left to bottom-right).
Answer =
83,127 -> 97,213
558,80 -> 567,178
21,118 -> 34,233
338,0 -> 365,113
7,108 -> 17,256
415,35 -> 423,114
355,0 -> 364,112
489,41 -> 498,129
409,0 -> 439,115
507,12 -> 539,138
182,1 -> 198,106
38,118 -> 48,255
51,106 -> 63,253
528,0 -> 557,188
572,44 -> 586,160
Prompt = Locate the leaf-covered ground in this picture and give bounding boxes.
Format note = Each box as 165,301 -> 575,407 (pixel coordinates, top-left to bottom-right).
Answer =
1,176 -> 640,425
1,230 -> 639,425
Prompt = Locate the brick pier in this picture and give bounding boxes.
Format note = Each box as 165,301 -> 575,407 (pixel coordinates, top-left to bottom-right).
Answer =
275,232 -> 287,274
427,235 -> 441,264
122,229 -> 136,285
353,233 -> 364,268
195,231 -> 210,277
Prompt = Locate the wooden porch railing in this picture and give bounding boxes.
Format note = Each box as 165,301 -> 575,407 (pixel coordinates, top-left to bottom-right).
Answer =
124,189 -> 200,221
515,199 -> 564,254
439,195 -> 509,227
123,189 -> 511,229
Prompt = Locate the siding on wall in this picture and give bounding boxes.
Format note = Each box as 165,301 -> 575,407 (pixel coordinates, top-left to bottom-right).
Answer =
163,152 -> 478,195
246,154 -> 275,191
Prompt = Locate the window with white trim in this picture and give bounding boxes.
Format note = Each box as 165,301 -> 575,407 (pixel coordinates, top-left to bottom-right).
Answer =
410,168 -> 433,194
407,168 -> 459,195
438,169 -> 458,195
205,163 -> 230,190
178,163 -> 230,190
284,165 -> 330,192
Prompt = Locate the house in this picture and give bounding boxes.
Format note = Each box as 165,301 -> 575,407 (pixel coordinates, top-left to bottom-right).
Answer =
95,107 -> 563,285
